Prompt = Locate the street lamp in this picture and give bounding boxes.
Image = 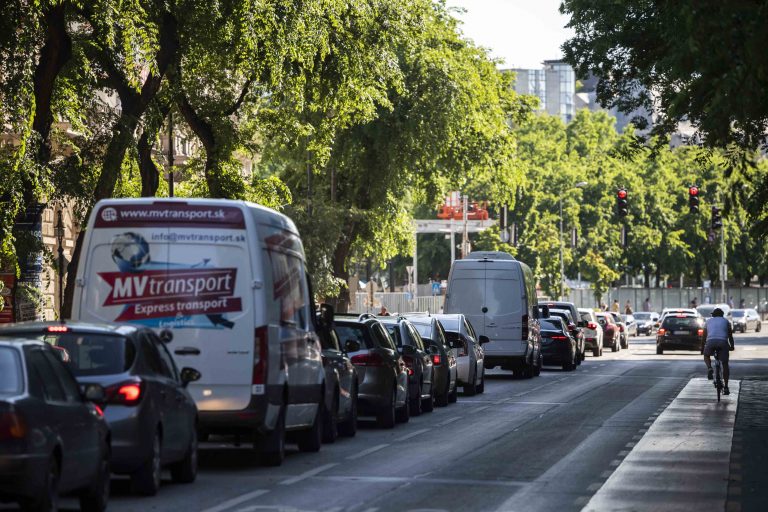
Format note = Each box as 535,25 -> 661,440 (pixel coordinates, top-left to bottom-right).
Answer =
560,181 -> 588,300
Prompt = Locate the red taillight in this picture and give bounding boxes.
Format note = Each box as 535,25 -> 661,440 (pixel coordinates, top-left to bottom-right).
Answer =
46,325 -> 69,333
407,367 -> 414,376
522,314 -> 529,341
658,328 -> 666,335
105,380 -> 143,406
587,322 -> 597,330
551,335 -> 568,341
432,354 -> 442,365
253,326 -> 268,389
697,328 -> 704,336
0,410 -> 26,440
351,352 -> 385,366
93,405 -> 104,417
619,325 -> 625,332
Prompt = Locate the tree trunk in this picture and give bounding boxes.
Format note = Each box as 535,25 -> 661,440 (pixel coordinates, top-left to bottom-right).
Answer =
138,129 -> 160,197
643,269 -> 650,288
328,220 -> 358,313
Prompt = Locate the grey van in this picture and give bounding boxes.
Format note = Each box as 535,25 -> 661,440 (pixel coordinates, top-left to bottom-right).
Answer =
444,251 -> 543,378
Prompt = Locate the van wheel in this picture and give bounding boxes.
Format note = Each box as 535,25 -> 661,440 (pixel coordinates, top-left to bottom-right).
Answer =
257,404 -> 285,466
338,386 -> 358,437
322,392 -> 339,444
297,399 -> 324,452
132,430 -> 162,496
170,428 -> 198,483
376,389 -> 396,428
21,455 -> 59,512
80,448 -> 110,512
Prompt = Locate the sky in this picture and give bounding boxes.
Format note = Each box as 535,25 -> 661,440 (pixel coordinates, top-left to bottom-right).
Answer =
444,0 -> 574,69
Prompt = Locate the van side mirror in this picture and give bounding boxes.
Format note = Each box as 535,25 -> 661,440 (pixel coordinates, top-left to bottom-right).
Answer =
479,335 -> 490,345
344,339 -> 360,353
159,329 -> 173,343
180,367 -> 202,387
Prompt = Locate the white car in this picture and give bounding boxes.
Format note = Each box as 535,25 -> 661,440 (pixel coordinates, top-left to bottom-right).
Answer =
578,308 -> 604,357
659,308 -> 700,325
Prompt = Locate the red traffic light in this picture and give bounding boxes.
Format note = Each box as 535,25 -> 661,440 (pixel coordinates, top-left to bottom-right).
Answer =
689,186 -> 699,196
617,189 -> 627,199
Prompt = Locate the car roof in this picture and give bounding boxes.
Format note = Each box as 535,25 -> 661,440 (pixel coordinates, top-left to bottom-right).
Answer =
0,321 -> 140,337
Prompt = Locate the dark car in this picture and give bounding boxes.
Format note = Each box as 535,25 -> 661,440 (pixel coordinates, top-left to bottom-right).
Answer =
656,314 -> 705,354
539,301 -> 586,361
596,312 -> 621,352
0,322 -> 201,496
539,317 -> 578,371
546,309 -> 584,365
0,338 -> 111,511
402,315 -> 458,406
319,324 -> 359,441
378,316 -> 435,416
334,316 -> 409,428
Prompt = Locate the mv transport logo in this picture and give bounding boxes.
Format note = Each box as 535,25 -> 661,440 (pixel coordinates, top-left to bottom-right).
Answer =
99,232 -> 242,328
101,207 -> 118,222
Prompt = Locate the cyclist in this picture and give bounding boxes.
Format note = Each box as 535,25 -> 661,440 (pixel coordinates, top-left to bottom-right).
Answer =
703,307 -> 735,394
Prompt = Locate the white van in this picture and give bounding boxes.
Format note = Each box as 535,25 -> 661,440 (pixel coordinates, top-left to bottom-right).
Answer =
443,251 -> 542,377
72,198 -> 326,465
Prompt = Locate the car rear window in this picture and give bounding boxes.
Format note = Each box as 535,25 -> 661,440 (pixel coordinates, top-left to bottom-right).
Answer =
731,310 -> 745,317
42,334 -> 135,376
540,319 -> 562,332
0,347 -> 22,395
411,322 -> 433,341
634,313 -> 651,320
383,324 -> 403,347
662,317 -> 698,329
334,324 -> 372,350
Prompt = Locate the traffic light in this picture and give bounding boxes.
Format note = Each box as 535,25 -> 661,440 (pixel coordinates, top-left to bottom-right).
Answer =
688,186 -> 700,214
711,205 -> 723,230
616,188 -> 628,217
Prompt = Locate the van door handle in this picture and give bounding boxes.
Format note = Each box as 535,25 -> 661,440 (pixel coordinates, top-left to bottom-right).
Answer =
174,347 -> 201,356
488,323 -> 497,327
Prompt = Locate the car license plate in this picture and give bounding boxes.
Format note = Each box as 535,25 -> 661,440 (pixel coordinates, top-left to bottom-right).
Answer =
675,330 -> 690,335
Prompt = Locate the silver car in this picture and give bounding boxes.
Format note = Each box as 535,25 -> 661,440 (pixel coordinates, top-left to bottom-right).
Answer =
434,314 -> 486,395
729,308 -> 762,333
578,308 -> 604,357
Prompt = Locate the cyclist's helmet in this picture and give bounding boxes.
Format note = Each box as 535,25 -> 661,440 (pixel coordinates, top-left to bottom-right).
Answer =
712,308 -> 724,317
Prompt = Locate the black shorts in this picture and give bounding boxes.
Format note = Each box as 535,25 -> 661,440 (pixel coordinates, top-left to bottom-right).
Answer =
703,339 -> 730,363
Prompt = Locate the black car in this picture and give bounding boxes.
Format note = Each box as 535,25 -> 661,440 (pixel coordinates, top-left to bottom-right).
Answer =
402,315 -> 458,407
334,316 -> 410,428
656,314 -> 705,354
539,301 -> 586,361
379,316 -> 435,416
539,317 -> 578,371
0,338 -> 111,511
0,322 -> 201,496
318,322 -> 359,442
547,309 -> 584,365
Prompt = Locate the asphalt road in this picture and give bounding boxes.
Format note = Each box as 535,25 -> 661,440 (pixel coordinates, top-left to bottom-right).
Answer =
13,329 -> 768,512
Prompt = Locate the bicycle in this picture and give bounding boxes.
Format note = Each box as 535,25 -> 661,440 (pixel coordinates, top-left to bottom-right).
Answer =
712,349 -> 724,402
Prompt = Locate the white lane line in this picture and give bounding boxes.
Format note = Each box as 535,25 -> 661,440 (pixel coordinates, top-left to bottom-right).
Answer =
618,450 -> 629,457
437,416 -> 462,426
346,443 -> 390,460
317,475 -> 527,488
625,442 -> 636,448
279,463 -> 338,485
395,428 -> 431,442
609,459 -> 621,467
587,482 -> 603,491
600,470 -> 613,478
199,490 -> 270,512
505,401 -> 567,405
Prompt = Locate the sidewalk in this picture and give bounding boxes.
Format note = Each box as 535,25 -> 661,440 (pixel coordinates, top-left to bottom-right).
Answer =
583,378 -> 739,512
727,378 -> 768,512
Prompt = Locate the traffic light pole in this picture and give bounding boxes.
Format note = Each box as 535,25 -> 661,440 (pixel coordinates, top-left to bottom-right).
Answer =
721,223 -> 726,303
559,197 -> 565,300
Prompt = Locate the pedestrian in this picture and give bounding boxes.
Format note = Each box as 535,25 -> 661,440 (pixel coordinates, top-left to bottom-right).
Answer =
728,296 -> 734,309
624,301 -> 633,315
739,298 -> 746,308
690,297 -> 698,309
611,299 -> 620,313
600,302 -> 608,311
643,297 -> 651,312
379,305 -> 391,316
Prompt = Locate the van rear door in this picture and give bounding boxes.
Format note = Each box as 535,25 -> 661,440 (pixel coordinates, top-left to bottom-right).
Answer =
444,264 -> 486,337
483,267 -> 523,355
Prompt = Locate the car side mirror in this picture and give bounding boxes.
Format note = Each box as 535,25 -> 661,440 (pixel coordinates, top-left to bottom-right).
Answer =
83,383 -> 106,404
180,367 -> 202,387
479,335 -> 490,345
320,303 -> 335,327
159,329 -> 173,343
401,345 -> 416,356
344,339 -> 361,353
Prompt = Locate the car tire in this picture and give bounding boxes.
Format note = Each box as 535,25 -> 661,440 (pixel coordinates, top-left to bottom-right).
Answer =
338,386 -> 358,437
409,382 -> 423,416
592,346 -> 600,357
599,346 -> 604,356
297,398 -> 324,452
396,388 -> 410,424
611,339 -> 619,352
80,449 -> 110,512
657,345 -> 664,355
449,380 -> 458,402
476,369 -> 485,393
170,428 -> 198,484
464,370 -> 477,396
21,455 -> 59,512
132,430 -> 162,496
435,378 -> 450,407
757,323 -> 762,333
257,404 -> 286,466
377,389 -> 397,428
422,389 -> 435,412
322,392 -> 339,444
533,353 -> 543,376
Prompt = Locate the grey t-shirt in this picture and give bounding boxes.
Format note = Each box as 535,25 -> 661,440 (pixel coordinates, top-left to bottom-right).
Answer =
706,316 -> 730,341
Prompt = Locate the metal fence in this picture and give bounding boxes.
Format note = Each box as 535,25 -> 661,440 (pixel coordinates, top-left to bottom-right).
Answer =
566,287 -> 768,313
353,292 -> 445,314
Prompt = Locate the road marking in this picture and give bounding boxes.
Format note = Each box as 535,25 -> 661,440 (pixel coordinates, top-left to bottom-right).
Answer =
505,401 -> 567,405
395,428 -> 431,442
625,442 -> 636,448
199,490 -> 270,512
317,475 -> 527,488
609,459 -> 621,467
437,416 -> 462,426
618,450 -> 629,457
587,482 -> 603,491
346,443 -> 390,460
279,463 -> 338,485
601,470 -> 613,478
